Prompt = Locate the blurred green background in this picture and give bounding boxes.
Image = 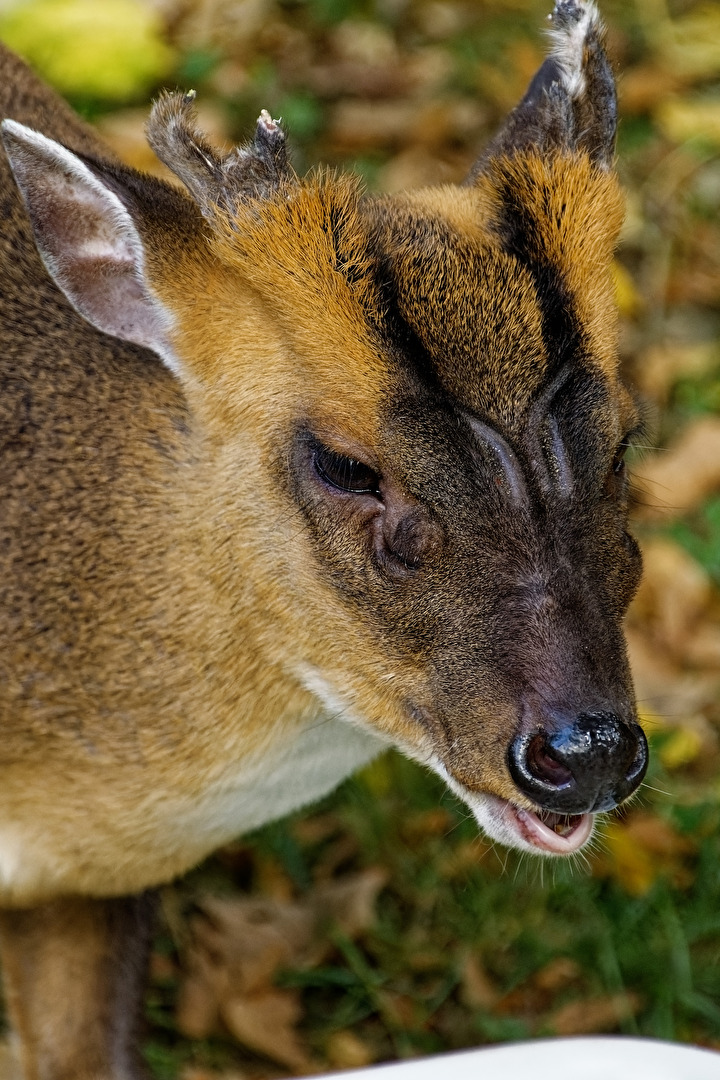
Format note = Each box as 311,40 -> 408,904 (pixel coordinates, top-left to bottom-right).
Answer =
0,0 -> 719,1076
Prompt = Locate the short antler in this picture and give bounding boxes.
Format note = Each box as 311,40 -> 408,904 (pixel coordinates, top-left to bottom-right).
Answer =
146,91 -> 292,219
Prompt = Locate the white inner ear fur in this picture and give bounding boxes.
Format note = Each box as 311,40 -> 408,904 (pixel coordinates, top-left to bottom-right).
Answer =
547,0 -> 601,100
1,119 -> 181,375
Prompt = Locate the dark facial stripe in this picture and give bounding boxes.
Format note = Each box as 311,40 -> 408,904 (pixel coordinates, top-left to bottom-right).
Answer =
492,176 -> 586,380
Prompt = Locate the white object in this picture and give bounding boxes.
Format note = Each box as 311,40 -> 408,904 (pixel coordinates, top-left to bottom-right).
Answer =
315,1037 -> 720,1079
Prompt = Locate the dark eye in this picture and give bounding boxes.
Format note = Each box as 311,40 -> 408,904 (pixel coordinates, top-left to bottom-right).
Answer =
314,444 -> 380,495
612,444 -> 627,476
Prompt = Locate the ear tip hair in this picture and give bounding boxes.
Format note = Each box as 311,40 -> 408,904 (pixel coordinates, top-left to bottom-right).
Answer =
1,117 -> 31,142
548,0 -> 604,33
545,0 -> 606,99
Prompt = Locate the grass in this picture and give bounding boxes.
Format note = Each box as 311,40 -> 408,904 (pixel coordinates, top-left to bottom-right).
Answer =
142,741 -> 720,1075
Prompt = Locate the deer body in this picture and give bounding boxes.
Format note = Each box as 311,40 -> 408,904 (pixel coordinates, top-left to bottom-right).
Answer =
0,4 -> 649,1077
0,44 -> 392,906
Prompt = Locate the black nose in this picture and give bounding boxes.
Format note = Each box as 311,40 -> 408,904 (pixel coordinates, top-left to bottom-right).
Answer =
507,711 -> 648,814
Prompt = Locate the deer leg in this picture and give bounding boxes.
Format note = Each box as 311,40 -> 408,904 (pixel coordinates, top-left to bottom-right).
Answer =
0,892 -> 157,1080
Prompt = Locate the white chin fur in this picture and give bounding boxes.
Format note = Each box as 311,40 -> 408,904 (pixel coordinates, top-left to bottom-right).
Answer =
431,759 -> 594,857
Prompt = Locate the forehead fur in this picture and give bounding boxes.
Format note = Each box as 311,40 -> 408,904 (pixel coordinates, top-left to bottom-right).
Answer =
368,152 -> 623,426
479,152 -> 625,374
162,170 -> 393,441
164,150 -> 624,439
367,187 -> 548,426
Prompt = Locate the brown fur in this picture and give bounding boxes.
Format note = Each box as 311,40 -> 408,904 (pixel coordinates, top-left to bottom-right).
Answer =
0,895 -> 155,1080
0,3 -> 646,1075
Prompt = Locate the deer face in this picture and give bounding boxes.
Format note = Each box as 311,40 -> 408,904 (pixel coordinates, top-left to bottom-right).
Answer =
1,1 -> 646,856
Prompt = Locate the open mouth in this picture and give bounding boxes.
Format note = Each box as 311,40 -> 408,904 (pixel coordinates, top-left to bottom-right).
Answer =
498,798 -> 593,854
428,759 -> 596,857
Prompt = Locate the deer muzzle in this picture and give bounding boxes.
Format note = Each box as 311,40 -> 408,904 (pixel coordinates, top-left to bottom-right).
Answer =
507,710 -> 648,815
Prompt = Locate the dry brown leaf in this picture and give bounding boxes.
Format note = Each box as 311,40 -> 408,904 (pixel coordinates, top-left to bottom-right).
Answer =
594,813 -> 696,895
438,838 -> 492,879
325,1030 -> 375,1070
623,811 -> 695,857
221,988 -> 312,1073
533,958 -> 581,994
400,807 -> 454,842
630,342 -> 718,405
684,622 -> 720,670
629,538 -> 712,658
177,870 -> 385,1054
329,100 -> 417,149
312,867 -> 387,940
549,992 -> 642,1035
459,954 -> 499,1010
379,147 -> 458,192
172,0 -> 273,55
635,416 -> 720,519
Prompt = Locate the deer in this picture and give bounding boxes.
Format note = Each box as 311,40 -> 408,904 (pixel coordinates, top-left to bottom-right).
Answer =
0,1 -> 647,1077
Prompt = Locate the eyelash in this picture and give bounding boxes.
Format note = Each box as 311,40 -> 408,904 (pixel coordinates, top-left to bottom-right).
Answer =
313,444 -> 381,495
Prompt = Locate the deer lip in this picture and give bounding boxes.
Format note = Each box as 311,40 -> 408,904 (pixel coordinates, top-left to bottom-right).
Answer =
499,798 -> 593,854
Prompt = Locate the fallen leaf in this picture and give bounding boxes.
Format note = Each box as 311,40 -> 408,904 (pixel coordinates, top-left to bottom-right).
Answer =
325,1030 -> 375,1070
635,416 -> 720,519
629,538 -> 712,658
176,869 -> 386,1059
630,341 -> 718,405
533,958 -> 581,994
549,992 -> 642,1035
459,954 -> 499,1010
594,813 -> 695,895
222,988 -> 312,1073
660,725 -> 705,770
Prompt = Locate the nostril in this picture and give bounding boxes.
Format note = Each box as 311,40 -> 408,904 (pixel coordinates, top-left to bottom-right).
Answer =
625,727 -> 649,786
526,732 -> 573,788
508,710 -> 648,815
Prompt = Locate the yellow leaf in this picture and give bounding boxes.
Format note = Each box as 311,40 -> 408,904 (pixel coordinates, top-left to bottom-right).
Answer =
0,0 -> 176,100
655,97 -> 720,148
660,727 -> 704,770
602,821 -> 658,896
658,7 -> 720,81
612,260 -> 642,319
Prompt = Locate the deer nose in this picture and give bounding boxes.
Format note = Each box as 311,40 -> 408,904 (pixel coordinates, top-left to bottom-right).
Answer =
507,711 -> 648,814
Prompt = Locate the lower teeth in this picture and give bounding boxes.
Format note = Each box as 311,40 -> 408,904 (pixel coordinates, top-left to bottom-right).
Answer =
538,811 -> 579,837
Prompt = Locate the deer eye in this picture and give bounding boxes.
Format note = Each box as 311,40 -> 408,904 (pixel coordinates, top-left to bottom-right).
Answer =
612,444 -> 627,476
314,445 -> 380,495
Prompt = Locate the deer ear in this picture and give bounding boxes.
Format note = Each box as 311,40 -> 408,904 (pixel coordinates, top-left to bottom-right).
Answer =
468,0 -> 616,180
1,119 -> 181,373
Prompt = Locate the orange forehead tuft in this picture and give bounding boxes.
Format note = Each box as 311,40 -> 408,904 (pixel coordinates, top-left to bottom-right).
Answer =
479,151 -> 625,373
